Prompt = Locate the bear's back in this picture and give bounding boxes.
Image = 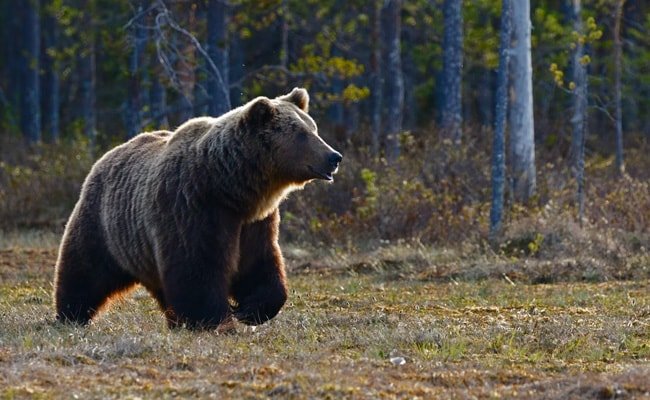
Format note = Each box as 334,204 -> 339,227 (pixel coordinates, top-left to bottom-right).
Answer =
85,130 -> 173,279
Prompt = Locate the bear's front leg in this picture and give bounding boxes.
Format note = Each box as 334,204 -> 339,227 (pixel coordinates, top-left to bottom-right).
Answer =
157,213 -> 242,330
231,210 -> 288,325
162,271 -> 232,330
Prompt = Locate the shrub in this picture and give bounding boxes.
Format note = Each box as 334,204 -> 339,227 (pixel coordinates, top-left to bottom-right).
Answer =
0,136 -> 93,229
282,129 -> 650,262
1,128 -> 648,264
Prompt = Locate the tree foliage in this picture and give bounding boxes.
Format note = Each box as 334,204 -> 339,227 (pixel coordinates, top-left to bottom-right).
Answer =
0,1 -> 647,143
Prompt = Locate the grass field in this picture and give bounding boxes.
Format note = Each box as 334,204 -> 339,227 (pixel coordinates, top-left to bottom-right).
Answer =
1,233 -> 649,399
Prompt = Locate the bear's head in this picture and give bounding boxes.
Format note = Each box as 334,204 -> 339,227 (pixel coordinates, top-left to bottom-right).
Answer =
243,88 -> 342,185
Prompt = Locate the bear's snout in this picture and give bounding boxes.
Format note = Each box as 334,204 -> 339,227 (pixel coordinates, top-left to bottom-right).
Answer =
317,149 -> 342,181
306,148 -> 342,182
326,151 -> 342,178
328,151 -> 343,171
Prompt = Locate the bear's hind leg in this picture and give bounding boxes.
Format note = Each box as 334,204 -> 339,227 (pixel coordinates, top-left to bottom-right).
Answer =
55,236 -> 136,325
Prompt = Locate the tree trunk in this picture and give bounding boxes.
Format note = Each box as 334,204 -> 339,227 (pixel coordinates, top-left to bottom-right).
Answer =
206,0 -> 230,116
489,0 -> 512,239
508,0 -> 536,202
370,0 -> 382,156
613,0 -> 625,174
126,1 -> 146,139
441,0 -> 463,143
18,0 -> 41,143
41,1 -> 60,142
280,0 -> 289,69
570,0 -> 588,165
570,0 -> 588,225
79,1 -> 97,146
149,0 -> 168,129
5,0 -> 22,129
383,0 -> 403,162
402,27 -> 417,131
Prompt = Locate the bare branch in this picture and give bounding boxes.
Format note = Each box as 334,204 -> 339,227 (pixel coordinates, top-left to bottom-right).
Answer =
155,0 -> 230,109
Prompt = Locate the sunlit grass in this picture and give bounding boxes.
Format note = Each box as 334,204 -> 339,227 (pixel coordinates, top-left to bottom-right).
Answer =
0,235 -> 648,398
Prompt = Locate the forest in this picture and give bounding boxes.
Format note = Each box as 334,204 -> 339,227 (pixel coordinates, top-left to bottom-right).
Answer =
1,0 -> 649,237
0,0 -> 649,398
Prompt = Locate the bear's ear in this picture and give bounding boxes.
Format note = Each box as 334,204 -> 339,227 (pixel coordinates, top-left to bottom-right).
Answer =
278,87 -> 309,112
245,97 -> 276,126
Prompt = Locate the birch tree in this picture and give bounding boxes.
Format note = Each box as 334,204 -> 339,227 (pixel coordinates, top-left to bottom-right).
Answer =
570,0 -> 588,224
383,0 -> 403,162
490,0 -> 512,239
509,0 -> 536,202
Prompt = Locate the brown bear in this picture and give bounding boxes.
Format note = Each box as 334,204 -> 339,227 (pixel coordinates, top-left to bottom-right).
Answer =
53,88 -> 341,330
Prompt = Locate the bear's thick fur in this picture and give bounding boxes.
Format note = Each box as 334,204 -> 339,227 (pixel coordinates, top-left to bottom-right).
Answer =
54,88 -> 341,330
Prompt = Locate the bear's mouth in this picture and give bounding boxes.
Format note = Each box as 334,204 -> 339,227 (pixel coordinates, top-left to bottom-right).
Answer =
308,165 -> 334,181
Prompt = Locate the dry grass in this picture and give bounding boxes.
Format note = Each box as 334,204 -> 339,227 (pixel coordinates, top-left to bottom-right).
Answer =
1,233 -> 648,399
